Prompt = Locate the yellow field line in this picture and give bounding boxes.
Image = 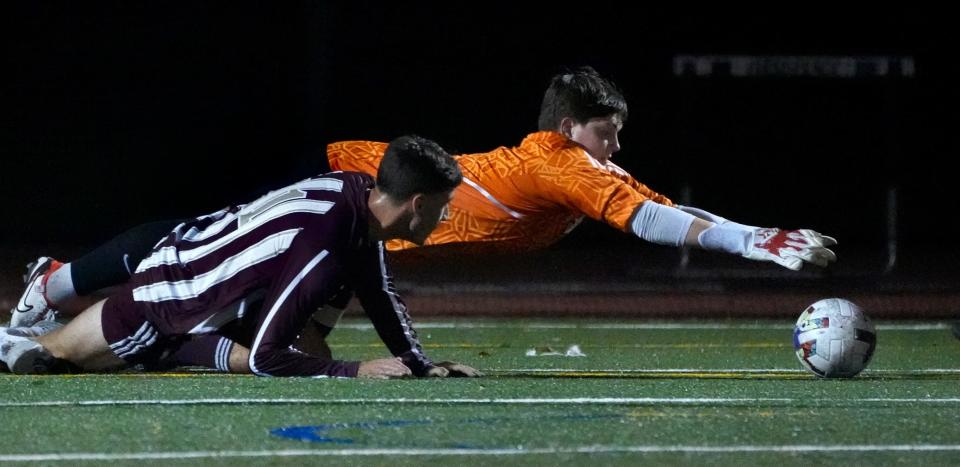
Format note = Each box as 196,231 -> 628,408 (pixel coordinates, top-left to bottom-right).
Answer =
492,370 -> 811,379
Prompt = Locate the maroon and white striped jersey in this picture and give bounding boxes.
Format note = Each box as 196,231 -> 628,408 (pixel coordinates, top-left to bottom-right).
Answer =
128,172 -> 432,377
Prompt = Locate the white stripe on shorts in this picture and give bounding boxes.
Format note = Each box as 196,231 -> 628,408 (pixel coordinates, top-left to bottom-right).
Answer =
109,321 -> 158,359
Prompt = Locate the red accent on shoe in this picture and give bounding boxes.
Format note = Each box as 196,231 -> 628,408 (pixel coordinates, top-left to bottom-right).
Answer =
39,260 -> 64,306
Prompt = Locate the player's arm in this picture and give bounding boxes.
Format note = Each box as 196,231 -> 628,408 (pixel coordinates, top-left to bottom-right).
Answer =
629,201 -> 837,271
608,161 -> 837,270
157,288 -> 375,375
536,155 -> 835,271
351,242 -> 481,377
159,328 -> 408,377
677,205 -> 837,271
246,246 -> 359,377
246,238 -> 409,378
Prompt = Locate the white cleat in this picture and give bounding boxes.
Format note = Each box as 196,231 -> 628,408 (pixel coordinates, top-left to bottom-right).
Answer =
0,328 -> 55,374
5,320 -> 64,338
9,257 -> 58,328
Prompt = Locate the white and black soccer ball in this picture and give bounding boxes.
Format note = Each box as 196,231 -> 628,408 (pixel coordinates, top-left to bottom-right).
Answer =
792,298 -> 877,378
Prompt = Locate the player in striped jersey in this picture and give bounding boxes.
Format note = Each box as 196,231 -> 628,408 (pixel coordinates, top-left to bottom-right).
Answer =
1,135 -> 478,378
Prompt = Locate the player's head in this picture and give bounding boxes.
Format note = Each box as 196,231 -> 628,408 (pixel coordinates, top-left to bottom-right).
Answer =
537,66 -> 627,164
376,135 -> 462,244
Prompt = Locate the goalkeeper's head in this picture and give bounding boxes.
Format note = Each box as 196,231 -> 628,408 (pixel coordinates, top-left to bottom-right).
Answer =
537,66 -> 627,164
537,66 -> 628,132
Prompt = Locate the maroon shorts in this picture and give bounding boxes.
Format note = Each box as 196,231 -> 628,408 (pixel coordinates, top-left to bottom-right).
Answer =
101,288 -> 174,364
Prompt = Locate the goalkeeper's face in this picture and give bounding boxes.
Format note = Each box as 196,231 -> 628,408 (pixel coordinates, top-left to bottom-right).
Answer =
568,114 -> 623,164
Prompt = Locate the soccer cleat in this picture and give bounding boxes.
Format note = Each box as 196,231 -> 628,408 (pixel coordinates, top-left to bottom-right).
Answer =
0,328 -> 55,374
5,320 -> 64,338
8,257 -> 58,327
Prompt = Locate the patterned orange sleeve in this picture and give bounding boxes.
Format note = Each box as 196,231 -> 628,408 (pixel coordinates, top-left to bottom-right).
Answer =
533,147 -> 674,232
606,161 -> 675,207
327,141 -> 389,175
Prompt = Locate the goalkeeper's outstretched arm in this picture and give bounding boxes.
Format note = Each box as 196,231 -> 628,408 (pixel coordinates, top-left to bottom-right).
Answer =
629,201 -> 837,271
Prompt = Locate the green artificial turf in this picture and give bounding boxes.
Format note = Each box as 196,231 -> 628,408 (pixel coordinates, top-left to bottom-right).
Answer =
1,319 -> 958,466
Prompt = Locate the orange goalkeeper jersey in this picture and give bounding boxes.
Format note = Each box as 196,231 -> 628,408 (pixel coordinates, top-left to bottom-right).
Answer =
327,132 -> 673,253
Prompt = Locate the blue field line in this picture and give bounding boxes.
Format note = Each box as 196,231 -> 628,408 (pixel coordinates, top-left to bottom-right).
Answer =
3,444 -> 960,461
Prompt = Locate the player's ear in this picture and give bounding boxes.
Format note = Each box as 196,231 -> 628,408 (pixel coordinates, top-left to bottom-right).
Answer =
409,193 -> 424,214
559,117 -> 575,138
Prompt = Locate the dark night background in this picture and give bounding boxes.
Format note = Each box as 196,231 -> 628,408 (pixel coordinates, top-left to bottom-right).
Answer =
2,4 -> 957,293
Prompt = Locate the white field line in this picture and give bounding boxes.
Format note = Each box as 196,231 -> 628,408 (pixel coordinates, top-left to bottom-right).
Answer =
3,397 -> 960,408
2,444 -> 960,461
337,322 -> 950,331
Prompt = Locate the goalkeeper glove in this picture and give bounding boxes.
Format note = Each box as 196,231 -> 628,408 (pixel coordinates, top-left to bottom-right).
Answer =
699,223 -> 837,271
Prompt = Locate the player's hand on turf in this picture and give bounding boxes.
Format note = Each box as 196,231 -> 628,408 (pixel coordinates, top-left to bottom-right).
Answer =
433,361 -> 483,377
744,228 -> 837,271
424,365 -> 449,377
357,357 -> 412,379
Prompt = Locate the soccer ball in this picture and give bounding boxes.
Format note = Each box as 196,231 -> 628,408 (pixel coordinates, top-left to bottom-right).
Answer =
792,298 -> 877,378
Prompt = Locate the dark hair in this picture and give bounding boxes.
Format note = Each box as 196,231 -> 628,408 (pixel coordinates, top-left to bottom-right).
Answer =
537,66 -> 628,131
377,135 -> 462,200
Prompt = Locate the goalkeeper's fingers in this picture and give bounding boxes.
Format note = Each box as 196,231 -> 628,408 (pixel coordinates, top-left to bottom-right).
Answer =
787,246 -> 837,268
788,230 -> 838,247
774,254 -> 804,271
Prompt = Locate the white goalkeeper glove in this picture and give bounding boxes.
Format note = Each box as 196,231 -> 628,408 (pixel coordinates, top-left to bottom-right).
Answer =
742,227 -> 837,270
699,222 -> 837,271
